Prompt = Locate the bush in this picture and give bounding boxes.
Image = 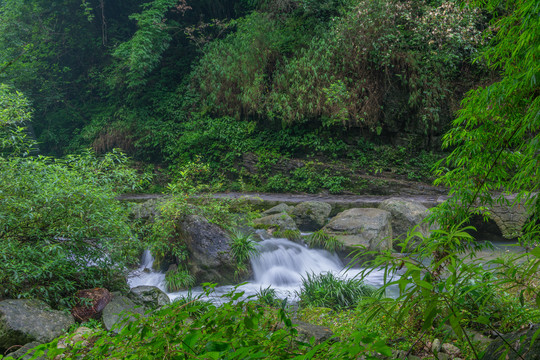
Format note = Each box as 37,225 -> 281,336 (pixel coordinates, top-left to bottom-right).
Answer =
297,272 -> 375,309
0,154 -> 140,308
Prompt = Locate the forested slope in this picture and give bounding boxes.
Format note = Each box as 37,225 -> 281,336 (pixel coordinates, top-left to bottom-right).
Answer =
0,0 -> 492,191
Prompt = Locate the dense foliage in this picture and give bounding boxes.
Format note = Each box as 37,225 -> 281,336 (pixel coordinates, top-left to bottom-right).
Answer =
0,0 -> 487,191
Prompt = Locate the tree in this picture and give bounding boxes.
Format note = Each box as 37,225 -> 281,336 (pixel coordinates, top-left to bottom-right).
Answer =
434,0 -> 539,238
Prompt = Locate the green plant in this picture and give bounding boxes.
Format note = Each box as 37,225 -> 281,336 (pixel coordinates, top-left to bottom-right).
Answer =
0,154 -> 140,308
41,285 -> 310,359
165,267 -> 195,292
229,229 -> 260,274
273,229 -> 302,241
297,272 -> 375,310
305,230 -> 344,252
256,286 -> 282,308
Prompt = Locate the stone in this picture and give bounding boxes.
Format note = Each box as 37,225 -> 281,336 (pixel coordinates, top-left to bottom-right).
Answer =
0,299 -> 74,354
128,286 -> 170,309
323,208 -> 392,253
292,320 -> 334,344
3,341 -> 45,360
56,326 -> 94,349
290,201 -> 332,231
441,343 -> 461,356
431,338 -> 442,353
378,198 -> 435,250
179,215 -> 239,284
102,295 -> 145,332
482,324 -> 540,360
253,213 -> 298,232
71,288 -> 112,322
262,203 -> 291,216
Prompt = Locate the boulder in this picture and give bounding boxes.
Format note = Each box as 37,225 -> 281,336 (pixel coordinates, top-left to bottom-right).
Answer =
71,288 -> 112,322
0,299 -> 74,353
323,208 -> 392,253
293,320 -> 334,344
253,213 -> 298,231
3,341 -> 45,360
102,295 -> 146,332
378,198 -> 436,250
179,215 -> 238,284
128,286 -> 170,309
290,201 -> 332,231
262,203 -> 292,216
482,324 -> 540,360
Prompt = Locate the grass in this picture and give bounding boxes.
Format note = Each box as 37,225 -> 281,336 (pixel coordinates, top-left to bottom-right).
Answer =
304,230 -> 344,252
297,272 -> 375,310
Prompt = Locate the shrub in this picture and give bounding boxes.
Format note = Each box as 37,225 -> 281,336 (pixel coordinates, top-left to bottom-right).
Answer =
297,272 -> 375,309
0,154 -> 140,308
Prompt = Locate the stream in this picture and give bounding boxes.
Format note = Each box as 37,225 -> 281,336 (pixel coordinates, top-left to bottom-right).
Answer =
127,234 -> 399,303
127,233 -> 526,304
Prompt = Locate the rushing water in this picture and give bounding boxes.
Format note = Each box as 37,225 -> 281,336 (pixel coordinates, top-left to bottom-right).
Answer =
128,237 -> 396,303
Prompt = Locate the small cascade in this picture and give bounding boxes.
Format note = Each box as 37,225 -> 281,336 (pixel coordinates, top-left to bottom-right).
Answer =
127,250 -> 167,291
251,238 -> 345,287
140,249 -> 154,269
128,237 -> 395,302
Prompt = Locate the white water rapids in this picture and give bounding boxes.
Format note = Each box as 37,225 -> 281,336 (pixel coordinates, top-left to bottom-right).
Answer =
128,236 -> 398,303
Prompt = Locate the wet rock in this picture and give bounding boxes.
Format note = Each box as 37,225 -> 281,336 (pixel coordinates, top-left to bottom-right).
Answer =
253,213 -> 298,232
290,201 -> 332,231
102,295 -> 146,332
0,299 -> 74,354
323,208 -> 392,253
71,288 -> 112,322
128,286 -> 170,309
262,203 -> 291,216
180,215 -> 239,284
378,198 -> 436,251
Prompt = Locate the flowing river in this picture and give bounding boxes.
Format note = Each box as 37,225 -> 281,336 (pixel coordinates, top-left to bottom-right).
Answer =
128,235 -> 399,303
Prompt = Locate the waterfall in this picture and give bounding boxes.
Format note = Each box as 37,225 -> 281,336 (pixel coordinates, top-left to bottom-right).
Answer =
128,237 -> 394,302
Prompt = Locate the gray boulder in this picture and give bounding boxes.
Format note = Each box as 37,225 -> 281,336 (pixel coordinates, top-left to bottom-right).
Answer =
3,341 -> 45,360
0,299 -> 74,353
290,201 -> 332,231
482,324 -> 540,360
128,286 -> 170,309
323,208 -> 392,253
253,213 -> 298,231
262,203 -> 291,216
378,198 -> 435,250
102,295 -> 146,332
180,215 -> 238,284
293,320 -> 334,344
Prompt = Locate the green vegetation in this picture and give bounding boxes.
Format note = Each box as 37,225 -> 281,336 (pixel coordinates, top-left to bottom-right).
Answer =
304,229 -> 343,252
0,0 -> 538,358
165,266 -> 195,292
297,272 -> 376,309
228,228 -> 260,276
